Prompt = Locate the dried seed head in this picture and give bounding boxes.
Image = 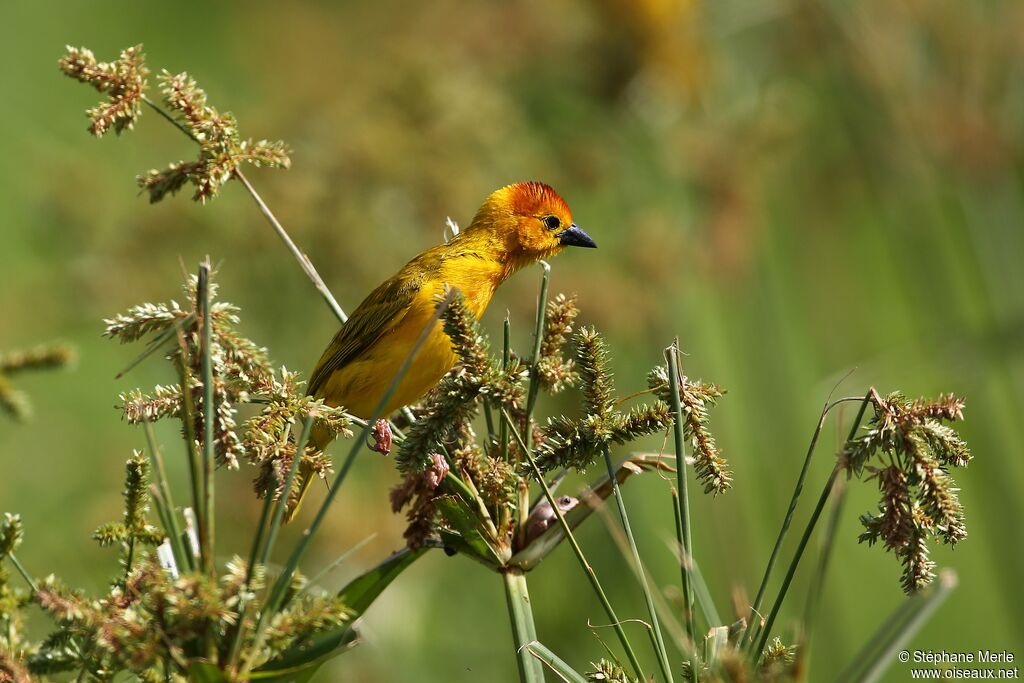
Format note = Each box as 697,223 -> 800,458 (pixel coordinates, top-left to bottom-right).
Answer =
58,45 -> 148,136
849,389 -> 972,593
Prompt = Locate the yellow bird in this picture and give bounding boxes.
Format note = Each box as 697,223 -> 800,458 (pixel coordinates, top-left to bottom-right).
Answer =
289,182 -> 595,519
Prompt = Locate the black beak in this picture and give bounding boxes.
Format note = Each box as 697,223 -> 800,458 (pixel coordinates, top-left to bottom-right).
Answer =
556,223 -> 597,248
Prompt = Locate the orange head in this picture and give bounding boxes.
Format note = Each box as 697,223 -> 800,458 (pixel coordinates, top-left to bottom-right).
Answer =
466,182 -> 596,259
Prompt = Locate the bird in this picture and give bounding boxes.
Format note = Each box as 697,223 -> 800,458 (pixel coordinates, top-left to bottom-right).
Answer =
286,181 -> 596,521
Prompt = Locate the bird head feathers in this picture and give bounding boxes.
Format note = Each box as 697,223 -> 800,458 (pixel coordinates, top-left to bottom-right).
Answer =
466,182 -> 595,260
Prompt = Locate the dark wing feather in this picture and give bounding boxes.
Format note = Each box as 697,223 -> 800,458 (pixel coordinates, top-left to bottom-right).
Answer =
307,272 -> 423,397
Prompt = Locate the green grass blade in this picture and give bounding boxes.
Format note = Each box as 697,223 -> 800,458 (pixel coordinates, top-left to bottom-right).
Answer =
601,445 -> 675,683
752,393 -> 870,659
524,641 -> 588,683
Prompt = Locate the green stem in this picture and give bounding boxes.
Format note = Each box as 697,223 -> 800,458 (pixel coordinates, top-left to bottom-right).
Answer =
142,95 -> 349,327
503,409 -> 645,682
754,464 -> 840,658
197,261 -> 215,575
524,642 -> 588,683
602,446 -> 674,683
234,170 -> 348,325
799,479 -> 846,679
500,317 -> 511,463
175,331 -> 205,569
259,418 -> 314,569
225,474 -> 277,670
745,391 -> 871,657
741,398 -> 835,651
503,567 -> 546,683
666,344 -> 696,676
142,421 -> 189,571
670,490 -> 721,633
523,261 -> 551,450
7,554 -> 37,593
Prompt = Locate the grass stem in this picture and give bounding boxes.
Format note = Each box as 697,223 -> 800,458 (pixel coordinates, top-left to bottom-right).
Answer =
601,445 -> 675,683
503,409 -> 646,682
666,343 -> 697,679
142,420 -> 189,571
524,642 -> 588,683
197,260 -> 215,575
503,567 -> 546,682
745,391 -> 871,658
7,554 -> 37,593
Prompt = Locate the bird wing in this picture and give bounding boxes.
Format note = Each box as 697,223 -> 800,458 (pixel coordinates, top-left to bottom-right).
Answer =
307,271 -> 424,398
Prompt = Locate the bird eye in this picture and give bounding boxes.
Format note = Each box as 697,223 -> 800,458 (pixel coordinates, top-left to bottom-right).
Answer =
544,215 -> 561,231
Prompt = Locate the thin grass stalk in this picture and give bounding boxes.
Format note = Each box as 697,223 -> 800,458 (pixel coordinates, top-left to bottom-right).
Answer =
233,170 -> 348,325
741,399 -> 833,651
589,486 -> 689,655
225,479 -> 277,670
523,261 -> 551,447
175,331 -> 205,569
115,313 -> 195,379
232,417 -> 315,673
601,446 -> 675,683
258,417 -> 314,569
754,464 -> 839,658
798,479 -> 846,680
843,572 -> 957,683
666,345 -> 696,670
295,533 -> 376,599
503,567 -> 546,683
670,489 -> 721,632
742,393 -> 868,652
239,291 -> 456,676
197,261 -> 215,574
831,598 -> 921,683
524,642 -> 588,683
752,393 -> 870,659
7,554 -> 37,593
140,96 -> 349,328
498,318 -> 513,538
503,409 -> 646,682
501,316 -> 511,462
142,420 -> 189,570
147,485 -> 176,563
831,571 -> 955,683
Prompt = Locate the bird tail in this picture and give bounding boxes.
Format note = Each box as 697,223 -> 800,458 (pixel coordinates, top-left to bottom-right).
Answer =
284,420 -> 335,523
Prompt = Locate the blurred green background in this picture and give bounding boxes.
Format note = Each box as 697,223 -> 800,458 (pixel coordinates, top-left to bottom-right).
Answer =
2,1 -> 1022,680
